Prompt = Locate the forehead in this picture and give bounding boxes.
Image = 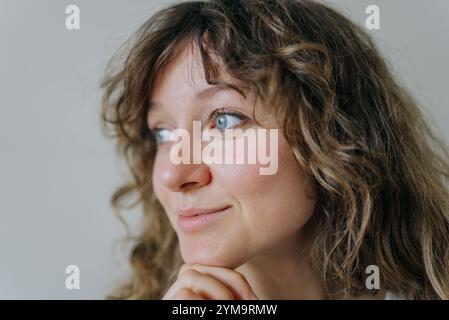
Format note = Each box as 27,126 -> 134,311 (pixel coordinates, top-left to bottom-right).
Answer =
146,41 -> 275,127
149,41 -> 247,109
151,43 -> 205,98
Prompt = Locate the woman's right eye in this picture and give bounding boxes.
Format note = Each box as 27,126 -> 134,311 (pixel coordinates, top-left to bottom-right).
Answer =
153,128 -> 172,145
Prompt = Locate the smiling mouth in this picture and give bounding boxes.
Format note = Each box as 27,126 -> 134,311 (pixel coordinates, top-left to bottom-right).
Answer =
177,205 -> 232,217
176,205 -> 232,232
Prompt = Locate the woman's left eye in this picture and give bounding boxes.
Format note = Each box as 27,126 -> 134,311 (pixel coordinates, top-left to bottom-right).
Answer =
153,128 -> 172,145
213,113 -> 246,130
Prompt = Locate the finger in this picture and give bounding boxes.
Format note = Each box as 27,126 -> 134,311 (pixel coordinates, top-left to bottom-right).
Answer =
163,264 -> 191,299
166,269 -> 235,300
189,264 -> 259,300
172,287 -> 204,300
178,264 -> 191,278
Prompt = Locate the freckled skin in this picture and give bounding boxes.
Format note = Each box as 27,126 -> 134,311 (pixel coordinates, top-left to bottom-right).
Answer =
150,42 -> 317,269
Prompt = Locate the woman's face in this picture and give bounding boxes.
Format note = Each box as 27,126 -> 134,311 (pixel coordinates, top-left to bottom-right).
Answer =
148,43 -> 317,268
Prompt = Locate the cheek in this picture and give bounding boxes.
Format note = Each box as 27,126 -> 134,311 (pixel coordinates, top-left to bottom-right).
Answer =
212,140 -> 316,241
152,152 -> 169,211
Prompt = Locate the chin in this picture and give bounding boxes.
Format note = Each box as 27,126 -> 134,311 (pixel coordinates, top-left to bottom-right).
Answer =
180,242 -> 246,269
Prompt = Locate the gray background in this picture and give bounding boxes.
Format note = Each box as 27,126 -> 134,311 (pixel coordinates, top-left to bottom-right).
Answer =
0,0 -> 448,299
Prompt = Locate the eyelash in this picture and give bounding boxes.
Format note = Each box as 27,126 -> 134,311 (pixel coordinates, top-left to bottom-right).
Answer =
206,106 -> 248,128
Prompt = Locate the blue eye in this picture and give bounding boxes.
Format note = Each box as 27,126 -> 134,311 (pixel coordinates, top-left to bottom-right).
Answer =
153,128 -> 172,145
214,113 -> 244,130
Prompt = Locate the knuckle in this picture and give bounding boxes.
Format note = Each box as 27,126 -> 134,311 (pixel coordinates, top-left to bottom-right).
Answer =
179,264 -> 189,273
232,272 -> 254,298
177,287 -> 196,299
178,264 -> 192,278
178,269 -> 201,287
181,268 -> 199,278
234,271 -> 247,283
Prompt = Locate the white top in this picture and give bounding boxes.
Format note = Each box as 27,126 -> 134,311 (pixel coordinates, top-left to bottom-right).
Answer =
384,290 -> 406,300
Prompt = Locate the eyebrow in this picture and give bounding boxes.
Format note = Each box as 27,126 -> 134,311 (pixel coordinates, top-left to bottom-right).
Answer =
194,83 -> 246,100
149,83 -> 246,111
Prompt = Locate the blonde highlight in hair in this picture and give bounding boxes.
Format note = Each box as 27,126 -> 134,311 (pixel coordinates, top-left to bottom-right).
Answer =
101,0 -> 449,299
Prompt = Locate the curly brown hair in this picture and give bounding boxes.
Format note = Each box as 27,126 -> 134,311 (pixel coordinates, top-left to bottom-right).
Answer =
100,0 -> 449,299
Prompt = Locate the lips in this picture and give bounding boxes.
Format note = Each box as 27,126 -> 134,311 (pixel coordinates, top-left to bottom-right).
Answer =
176,205 -> 231,232
177,205 -> 232,217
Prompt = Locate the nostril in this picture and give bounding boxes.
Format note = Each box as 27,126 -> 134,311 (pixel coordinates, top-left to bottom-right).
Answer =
180,181 -> 198,191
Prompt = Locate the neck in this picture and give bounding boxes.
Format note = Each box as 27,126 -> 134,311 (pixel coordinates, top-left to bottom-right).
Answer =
235,219 -> 326,300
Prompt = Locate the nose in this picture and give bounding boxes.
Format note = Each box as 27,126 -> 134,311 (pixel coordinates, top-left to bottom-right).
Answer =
161,162 -> 212,193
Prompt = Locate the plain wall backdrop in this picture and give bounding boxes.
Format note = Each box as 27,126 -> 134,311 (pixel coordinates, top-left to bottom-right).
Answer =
0,0 -> 448,299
